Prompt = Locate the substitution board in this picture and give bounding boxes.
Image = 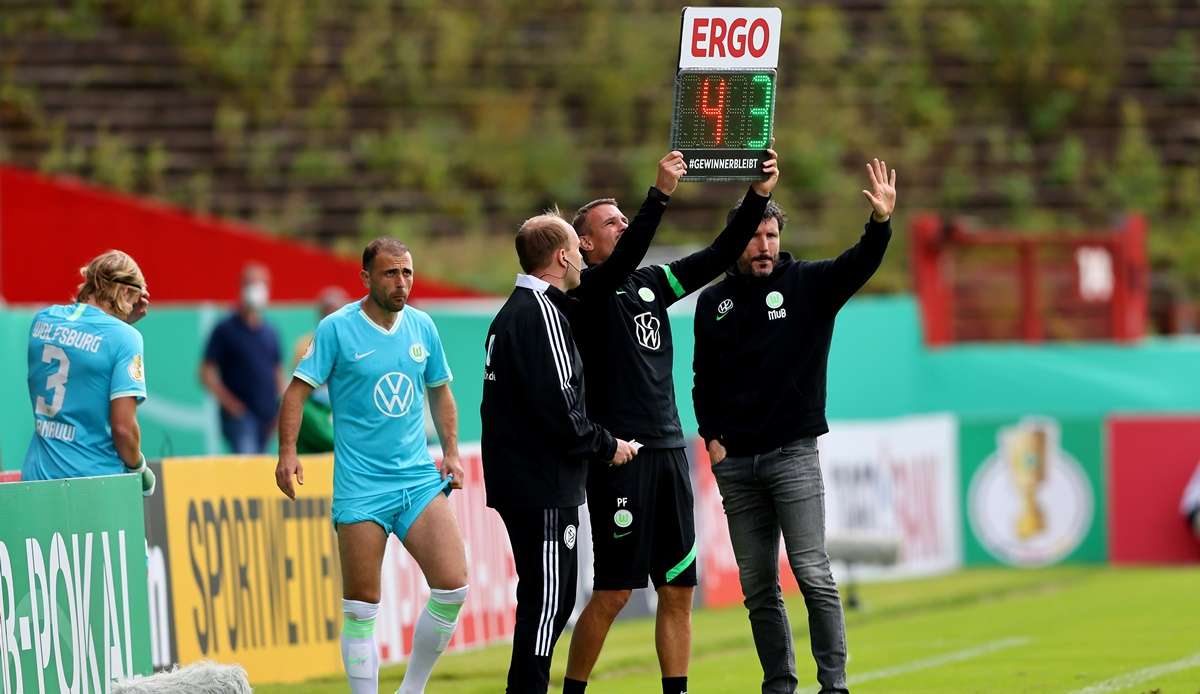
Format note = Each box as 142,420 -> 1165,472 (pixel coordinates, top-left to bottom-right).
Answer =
670,7 -> 781,182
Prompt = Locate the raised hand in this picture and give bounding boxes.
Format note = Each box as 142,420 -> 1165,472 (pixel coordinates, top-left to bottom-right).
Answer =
656,151 -> 687,196
862,158 -> 897,222
752,148 -> 779,197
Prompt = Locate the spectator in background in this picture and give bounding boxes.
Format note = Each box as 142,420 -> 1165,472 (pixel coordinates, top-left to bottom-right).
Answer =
1182,461 -> 1200,540
200,263 -> 282,454
292,286 -> 349,454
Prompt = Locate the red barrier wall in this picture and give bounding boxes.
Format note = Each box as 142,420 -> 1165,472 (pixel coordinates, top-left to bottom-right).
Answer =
0,166 -> 484,304
1108,416 -> 1200,564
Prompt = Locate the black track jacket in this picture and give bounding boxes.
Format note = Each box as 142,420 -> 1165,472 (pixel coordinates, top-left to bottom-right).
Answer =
570,187 -> 770,449
692,216 -> 891,457
481,187 -> 670,509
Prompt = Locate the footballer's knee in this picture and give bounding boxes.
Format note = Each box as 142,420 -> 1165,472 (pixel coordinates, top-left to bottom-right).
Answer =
656,585 -> 694,615
428,565 -> 468,591
343,585 -> 381,605
589,589 -> 632,619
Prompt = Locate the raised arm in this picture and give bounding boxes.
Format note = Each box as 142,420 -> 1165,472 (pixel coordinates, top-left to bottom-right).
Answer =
572,152 -> 685,302
815,158 -> 896,312
659,151 -> 780,303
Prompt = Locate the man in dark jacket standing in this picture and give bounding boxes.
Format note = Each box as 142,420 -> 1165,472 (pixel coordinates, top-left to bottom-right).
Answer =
692,158 -> 897,694
483,152 -> 681,693
563,152 -> 780,694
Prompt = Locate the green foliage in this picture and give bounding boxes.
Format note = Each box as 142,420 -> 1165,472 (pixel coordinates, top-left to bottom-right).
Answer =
88,127 -> 139,190
1047,136 -> 1087,189
930,0 -> 1121,137
38,124 -> 86,175
1150,31 -> 1198,98
5,0 -> 1200,299
289,145 -> 350,184
143,140 -> 170,195
1106,101 -> 1166,215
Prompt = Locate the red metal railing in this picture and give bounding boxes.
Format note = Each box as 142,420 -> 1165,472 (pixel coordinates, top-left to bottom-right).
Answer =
910,214 -> 1147,346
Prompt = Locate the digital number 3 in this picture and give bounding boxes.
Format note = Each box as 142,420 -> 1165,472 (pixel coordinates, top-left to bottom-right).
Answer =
747,74 -> 773,149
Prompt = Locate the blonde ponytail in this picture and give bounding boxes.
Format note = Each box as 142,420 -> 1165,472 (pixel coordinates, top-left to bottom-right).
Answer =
76,250 -> 145,318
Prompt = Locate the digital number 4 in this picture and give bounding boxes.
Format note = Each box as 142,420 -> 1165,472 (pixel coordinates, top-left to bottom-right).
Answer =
699,77 -> 727,145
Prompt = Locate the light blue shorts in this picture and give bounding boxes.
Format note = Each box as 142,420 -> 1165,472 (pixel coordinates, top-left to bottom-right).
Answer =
332,473 -> 452,541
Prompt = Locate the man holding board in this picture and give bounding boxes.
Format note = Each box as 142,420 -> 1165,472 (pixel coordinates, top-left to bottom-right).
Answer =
671,6 -> 782,181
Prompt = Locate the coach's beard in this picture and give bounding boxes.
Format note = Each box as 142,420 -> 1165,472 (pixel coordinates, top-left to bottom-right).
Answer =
743,253 -> 775,277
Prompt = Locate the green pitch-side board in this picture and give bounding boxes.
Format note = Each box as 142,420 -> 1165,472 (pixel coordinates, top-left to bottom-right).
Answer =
0,473 -> 152,692
959,416 -> 1106,567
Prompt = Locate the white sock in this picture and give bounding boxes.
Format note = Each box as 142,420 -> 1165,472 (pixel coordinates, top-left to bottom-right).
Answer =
397,585 -> 469,694
341,599 -> 380,694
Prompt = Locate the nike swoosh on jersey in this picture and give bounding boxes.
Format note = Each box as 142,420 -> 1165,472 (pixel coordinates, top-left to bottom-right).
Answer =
613,531 -> 632,539
715,312 -> 730,321
354,350 -> 376,360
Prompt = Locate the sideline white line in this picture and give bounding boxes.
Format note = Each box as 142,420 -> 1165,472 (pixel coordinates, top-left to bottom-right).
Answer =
1065,652 -> 1200,694
806,636 -> 1032,690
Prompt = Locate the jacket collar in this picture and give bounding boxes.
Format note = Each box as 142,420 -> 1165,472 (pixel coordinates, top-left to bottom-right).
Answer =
515,274 -> 550,292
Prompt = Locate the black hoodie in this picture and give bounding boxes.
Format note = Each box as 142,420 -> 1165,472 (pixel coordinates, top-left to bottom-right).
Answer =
692,216 -> 891,457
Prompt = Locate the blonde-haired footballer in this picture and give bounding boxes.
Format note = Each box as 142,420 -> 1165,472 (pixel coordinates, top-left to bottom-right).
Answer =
23,249 -> 156,496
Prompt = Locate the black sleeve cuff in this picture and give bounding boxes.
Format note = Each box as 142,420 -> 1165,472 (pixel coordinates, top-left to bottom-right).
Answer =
867,214 -> 892,229
600,434 -> 618,462
648,186 -> 671,204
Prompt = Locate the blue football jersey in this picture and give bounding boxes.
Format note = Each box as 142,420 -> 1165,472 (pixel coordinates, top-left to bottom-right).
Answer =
22,303 -> 147,481
294,301 -> 453,501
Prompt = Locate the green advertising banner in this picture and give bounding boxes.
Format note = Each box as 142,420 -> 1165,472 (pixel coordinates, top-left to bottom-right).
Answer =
959,415 -> 1106,566
0,474 -> 152,693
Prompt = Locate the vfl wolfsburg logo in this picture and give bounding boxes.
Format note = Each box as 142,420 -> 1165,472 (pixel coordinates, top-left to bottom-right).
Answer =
638,287 -> 656,302
373,371 -> 416,417
409,343 -> 427,363
765,291 -> 784,309
633,312 -> 661,350
614,509 -> 633,528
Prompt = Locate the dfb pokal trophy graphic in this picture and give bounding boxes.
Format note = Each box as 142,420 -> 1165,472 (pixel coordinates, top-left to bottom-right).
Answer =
1003,422 -> 1048,540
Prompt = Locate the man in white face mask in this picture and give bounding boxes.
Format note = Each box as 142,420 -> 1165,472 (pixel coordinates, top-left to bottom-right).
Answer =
201,263 -> 283,453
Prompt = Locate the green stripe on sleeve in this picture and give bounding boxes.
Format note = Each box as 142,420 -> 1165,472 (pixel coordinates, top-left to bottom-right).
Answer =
660,264 -> 686,299
665,542 -> 698,583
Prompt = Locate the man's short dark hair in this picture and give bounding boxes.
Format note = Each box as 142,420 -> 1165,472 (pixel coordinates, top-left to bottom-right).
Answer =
727,198 -> 787,232
362,238 -> 411,270
516,209 -> 571,274
571,198 -> 618,236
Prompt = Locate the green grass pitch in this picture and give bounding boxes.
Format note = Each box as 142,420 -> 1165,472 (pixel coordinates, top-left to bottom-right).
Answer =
257,566 -> 1199,693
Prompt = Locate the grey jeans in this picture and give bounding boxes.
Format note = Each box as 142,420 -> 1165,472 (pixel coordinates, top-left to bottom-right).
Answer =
712,437 -> 849,694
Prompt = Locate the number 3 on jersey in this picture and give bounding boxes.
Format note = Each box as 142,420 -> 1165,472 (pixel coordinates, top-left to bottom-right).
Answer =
35,344 -> 70,417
